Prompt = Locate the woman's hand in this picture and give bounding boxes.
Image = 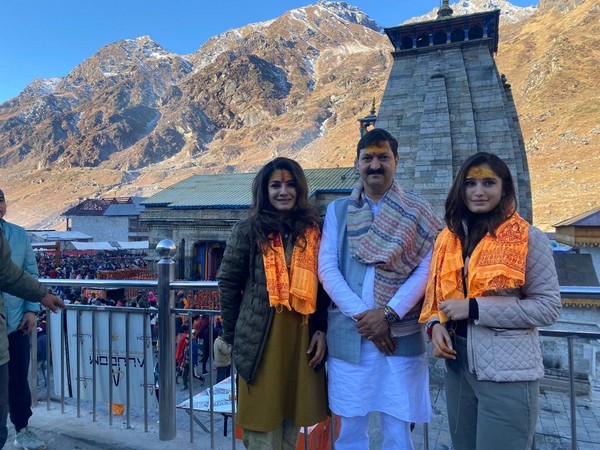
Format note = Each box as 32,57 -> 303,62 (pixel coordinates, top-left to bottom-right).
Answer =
307,330 -> 326,368
431,323 -> 457,360
439,299 -> 469,321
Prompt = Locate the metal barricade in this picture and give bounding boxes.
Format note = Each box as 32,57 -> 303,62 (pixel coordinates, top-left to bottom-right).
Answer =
30,242 -> 600,449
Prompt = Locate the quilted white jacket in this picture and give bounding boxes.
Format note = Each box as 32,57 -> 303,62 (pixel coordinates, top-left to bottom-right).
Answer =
466,226 -> 561,382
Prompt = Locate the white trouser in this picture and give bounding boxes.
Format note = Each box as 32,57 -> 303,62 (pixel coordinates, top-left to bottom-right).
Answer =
335,413 -> 414,450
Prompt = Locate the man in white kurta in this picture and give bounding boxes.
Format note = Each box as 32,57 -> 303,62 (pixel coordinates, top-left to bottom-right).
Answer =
318,128 -> 440,450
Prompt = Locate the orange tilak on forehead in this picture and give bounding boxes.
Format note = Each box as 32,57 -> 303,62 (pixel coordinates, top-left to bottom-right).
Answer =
269,169 -> 293,183
362,144 -> 390,156
467,166 -> 496,179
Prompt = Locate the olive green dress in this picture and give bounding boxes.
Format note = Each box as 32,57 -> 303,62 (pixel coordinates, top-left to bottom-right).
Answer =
236,233 -> 327,432
236,307 -> 327,431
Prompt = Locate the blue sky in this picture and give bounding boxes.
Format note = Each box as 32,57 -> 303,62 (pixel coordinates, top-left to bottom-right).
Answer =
0,0 -> 537,103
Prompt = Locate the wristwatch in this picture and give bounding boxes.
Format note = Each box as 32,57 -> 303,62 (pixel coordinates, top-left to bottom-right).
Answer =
382,306 -> 399,326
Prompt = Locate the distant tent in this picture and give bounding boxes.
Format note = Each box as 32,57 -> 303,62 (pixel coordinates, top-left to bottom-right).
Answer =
64,241 -> 149,252
66,241 -> 114,251
30,230 -> 93,242
111,241 -> 149,250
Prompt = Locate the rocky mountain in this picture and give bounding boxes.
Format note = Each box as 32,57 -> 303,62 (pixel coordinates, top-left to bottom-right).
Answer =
404,0 -> 537,25
0,0 -> 597,232
496,0 -> 599,229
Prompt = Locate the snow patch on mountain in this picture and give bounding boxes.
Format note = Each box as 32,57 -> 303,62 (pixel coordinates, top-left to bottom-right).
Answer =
19,78 -> 62,99
317,1 -> 382,32
403,0 -> 536,25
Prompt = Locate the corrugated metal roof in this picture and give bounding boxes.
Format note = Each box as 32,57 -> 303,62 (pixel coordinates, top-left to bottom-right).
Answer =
63,197 -> 147,217
554,206 -> 600,227
63,198 -> 112,216
142,167 -> 357,209
104,203 -> 143,216
305,167 -> 358,192
130,196 -> 146,208
169,173 -> 256,208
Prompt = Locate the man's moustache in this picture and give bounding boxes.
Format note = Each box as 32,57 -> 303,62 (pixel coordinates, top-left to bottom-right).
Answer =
367,169 -> 385,175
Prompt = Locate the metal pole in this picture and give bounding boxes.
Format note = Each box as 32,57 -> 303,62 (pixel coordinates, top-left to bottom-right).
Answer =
187,313 -> 194,444
76,310 -> 81,418
108,313 -> 113,426
157,239 -> 177,440
125,312 -> 131,429
60,310 -> 65,414
46,315 -> 51,411
568,337 -> 577,450
30,327 -> 38,406
92,309 -> 97,422
143,309 -> 149,433
230,370 -> 236,450
209,317 -> 215,449
303,427 -> 308,450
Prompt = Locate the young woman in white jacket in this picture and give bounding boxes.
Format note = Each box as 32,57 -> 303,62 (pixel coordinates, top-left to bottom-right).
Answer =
420,152 -> 562,450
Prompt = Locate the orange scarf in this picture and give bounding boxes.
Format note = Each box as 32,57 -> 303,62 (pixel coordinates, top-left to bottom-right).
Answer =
420,213 -> 529,323
262,225 -> 320,316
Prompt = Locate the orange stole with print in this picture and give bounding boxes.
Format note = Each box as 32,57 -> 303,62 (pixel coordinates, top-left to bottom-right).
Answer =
420,213 -> 529,323
262,225 -> 320,316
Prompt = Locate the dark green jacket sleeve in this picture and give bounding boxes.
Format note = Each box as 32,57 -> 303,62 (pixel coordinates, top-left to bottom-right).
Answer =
217,221 -> 251,346
0,234 -> 46,302
309,283 -> 330,336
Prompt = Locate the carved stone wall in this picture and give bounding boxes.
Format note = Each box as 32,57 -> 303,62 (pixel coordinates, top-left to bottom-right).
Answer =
377,16 -> 532,222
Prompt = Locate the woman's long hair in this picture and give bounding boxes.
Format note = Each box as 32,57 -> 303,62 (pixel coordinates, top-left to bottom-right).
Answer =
444,152 -> 517,255
248,157 -> 320,249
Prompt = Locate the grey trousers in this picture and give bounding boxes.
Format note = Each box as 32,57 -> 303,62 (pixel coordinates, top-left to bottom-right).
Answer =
242,419 -> 299,450
445,335 -> 539,450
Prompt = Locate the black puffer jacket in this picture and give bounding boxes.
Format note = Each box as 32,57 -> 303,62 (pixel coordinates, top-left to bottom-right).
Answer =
217,219 -> 329,384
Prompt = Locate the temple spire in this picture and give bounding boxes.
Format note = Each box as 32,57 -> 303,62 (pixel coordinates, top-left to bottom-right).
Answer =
437,0 -> 453,19
358,98 -> 378,137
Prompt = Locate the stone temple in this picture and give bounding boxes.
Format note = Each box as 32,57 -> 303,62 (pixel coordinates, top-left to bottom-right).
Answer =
375,2 -> 532,222
142,3 -> 536,280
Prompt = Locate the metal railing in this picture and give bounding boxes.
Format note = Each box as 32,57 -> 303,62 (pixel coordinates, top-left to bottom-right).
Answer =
32,241 -> 600,449
538,285 -> 600,450
537,328 -> 600,450
36,240 -> 241,449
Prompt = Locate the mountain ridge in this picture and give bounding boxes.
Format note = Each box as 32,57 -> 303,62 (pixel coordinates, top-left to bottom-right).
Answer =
0,0 -> 597,232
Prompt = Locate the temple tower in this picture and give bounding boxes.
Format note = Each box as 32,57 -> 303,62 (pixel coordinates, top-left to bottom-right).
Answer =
376,3 -> 532,222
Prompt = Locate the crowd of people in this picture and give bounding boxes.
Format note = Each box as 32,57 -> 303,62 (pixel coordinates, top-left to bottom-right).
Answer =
35,251 -> 147,280
0,127 -> 563,450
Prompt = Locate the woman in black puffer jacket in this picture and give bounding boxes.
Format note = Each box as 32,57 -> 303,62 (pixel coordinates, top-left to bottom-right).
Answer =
217,157 -> 329,450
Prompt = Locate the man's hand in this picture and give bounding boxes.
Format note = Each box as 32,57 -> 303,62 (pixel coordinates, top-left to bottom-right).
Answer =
306,330 -> 327,369
40,292 -> 65,313
18,311 -> 37,335
439,299 -> 469,321
431,323 -> 457,360
353,309 -> 396,355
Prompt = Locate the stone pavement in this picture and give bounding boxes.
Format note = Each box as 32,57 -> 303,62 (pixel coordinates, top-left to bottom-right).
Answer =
6,363 -> 600,449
